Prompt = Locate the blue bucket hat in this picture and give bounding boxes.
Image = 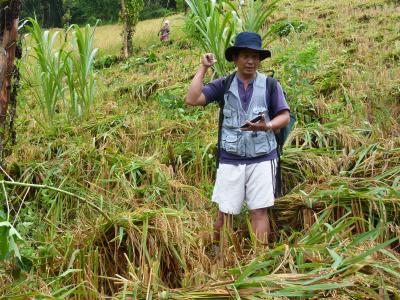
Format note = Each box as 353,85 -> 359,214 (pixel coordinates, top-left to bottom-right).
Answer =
225,32 -> 271,62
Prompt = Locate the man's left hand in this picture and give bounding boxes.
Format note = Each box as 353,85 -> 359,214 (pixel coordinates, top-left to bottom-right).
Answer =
240,115 -> 272,132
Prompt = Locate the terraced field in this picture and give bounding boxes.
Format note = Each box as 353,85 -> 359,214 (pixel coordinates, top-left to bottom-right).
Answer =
1,0 -> 399,298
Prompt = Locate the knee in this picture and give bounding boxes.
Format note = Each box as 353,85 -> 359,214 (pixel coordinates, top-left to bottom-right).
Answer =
250,208 -> 268,221
214,211 -> 225,229
214,211 -> 233,230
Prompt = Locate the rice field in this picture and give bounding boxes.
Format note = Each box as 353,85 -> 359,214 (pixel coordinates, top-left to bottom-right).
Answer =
0,0 -> 399,299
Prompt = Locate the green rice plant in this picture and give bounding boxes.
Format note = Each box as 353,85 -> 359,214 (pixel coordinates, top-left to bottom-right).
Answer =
25,18 -> 66,124
232,214 -> 399,298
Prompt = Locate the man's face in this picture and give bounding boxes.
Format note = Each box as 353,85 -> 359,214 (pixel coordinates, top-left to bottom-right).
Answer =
233,49 -> 260,77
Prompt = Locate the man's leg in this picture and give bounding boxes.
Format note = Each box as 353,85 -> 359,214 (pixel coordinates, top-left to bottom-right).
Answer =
214,211 -> 233,242
246,160 -> 276,244
250,207 -> 271,244
212,164 -> 245,242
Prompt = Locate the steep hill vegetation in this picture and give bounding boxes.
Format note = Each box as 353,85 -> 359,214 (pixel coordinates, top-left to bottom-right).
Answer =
1,0 -> 399,298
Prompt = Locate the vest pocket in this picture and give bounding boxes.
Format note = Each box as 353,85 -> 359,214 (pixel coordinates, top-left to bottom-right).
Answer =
253,133 -> 269,155
223,134 -> 239,154
223,108 -> 238,128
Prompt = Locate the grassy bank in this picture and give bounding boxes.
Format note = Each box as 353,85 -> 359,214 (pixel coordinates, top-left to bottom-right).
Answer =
1,0 -> 399,298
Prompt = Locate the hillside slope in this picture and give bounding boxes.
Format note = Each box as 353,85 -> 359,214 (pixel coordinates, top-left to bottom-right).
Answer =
1,0 -> 399,298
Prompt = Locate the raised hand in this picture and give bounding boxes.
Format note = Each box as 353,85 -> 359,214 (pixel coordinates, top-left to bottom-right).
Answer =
201,53 -> 217,68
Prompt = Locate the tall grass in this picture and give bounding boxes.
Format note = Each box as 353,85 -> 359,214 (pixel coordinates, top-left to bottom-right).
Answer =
25,18 -> 98,124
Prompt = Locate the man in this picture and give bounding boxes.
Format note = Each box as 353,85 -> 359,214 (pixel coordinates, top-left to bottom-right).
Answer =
186,32 -> 290,244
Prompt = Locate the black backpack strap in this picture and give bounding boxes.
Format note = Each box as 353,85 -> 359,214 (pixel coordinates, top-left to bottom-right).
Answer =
216,72 -> 236,169
266,76 -> 276,114
266,75 -> 283,198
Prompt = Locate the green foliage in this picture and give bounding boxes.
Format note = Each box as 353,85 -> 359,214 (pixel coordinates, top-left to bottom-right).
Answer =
175,0 -> 186,11
94,54 -> 121,69
20,0 -> 181,27
184,0 -> 280,76
140,7 -> 173,21
25,18 -> 98,124
157,86 -> 205,120
0,221 -> 22,262
66,0 -> 120,25
121,52 -> 158,70
122,0 -> 145,28
65,23 -> 99,118
184,0 -> 238,76
226,0 -> 280,40
268,19 -> 307,38
3,0 -> 400,297
25,19 -> 66,123
21,0 -> 120,27
0,208 -> 23,268
226,213 -> 400,298
121,0 -> 144,57
21,0 -> 64,28
276,41 -> 320,124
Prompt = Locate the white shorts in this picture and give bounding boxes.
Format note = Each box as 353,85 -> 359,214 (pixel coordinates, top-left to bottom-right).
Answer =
212,160 -> 277,215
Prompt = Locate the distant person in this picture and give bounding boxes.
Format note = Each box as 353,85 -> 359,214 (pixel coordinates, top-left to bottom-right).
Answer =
159,20 -> 170,42
186,32 -> 290,245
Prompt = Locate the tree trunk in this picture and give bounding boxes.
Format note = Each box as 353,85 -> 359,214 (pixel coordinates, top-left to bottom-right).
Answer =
0,0 -> 21,162
121,0 -> 132,59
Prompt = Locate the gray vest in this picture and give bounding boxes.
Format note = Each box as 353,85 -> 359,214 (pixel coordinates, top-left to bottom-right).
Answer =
221,72 -> 277,157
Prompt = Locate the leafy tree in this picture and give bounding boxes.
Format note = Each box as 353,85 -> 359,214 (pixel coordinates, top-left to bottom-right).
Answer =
120,0 -> 144,58
21,0 -> 120,28
143,0 -> 176,9
21,0 -> 64,28
67,0 -> 120,25
21,0 -> 182,28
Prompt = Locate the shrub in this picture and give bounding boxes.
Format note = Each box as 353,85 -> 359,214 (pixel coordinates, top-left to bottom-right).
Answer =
269,20 -> 306,38
94,54 -> 122,69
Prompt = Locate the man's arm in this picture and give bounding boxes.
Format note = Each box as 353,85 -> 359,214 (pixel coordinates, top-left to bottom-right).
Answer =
270,110 -> 290,130
241,110 -> 290,132
186,53 -> 216,106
